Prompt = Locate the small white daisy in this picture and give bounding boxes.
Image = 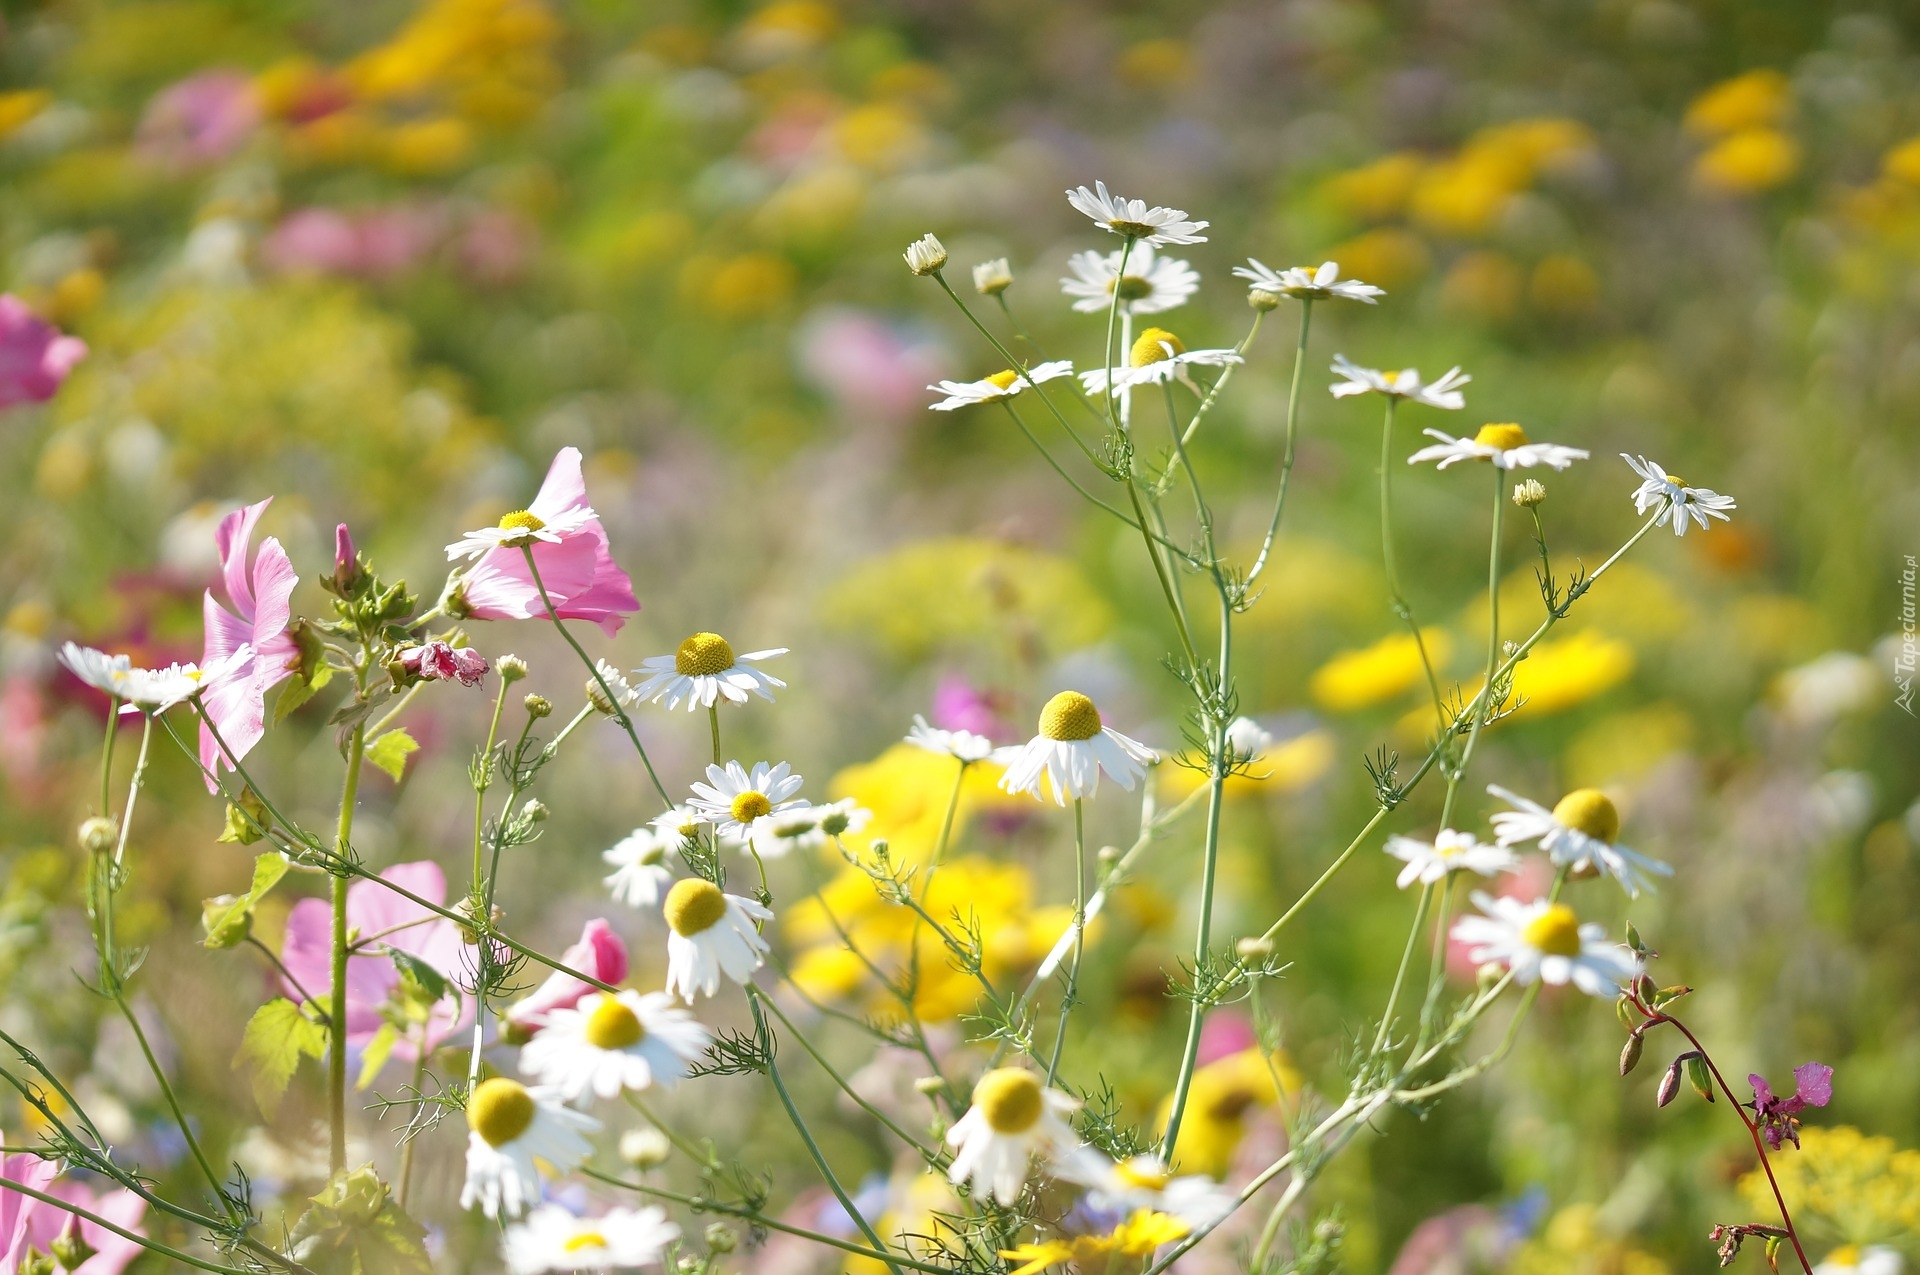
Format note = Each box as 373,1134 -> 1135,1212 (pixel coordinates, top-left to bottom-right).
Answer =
603,828 -> 676,908
1056,1150 -> 1234,1229
1060,244 -> 1199,315
459,1077 -> 601,1219
1620,454 -> 1738,536
973,258 -> 1014,296
686,760 -> 808,851
1066,181 -> 1209,247
651,804 -> 713,845
518,990 -> 711,1103
502,1204 -> 681,1275
631,633 -> 786,711
903,233 -> 948,276
1813,1247 -> 1905,1275
1486,785 -> 1674,898
928,360 -> 1076,411
1450,893 -> 1640,997
446,504 -> 596,562
756,797 -> 872,857
589,659 -> 640,712
905,714 -> 1014,764
1329,355 -> 1469,410
662,879 -> 772,1001
1383,829 -> 1518,890
58,641 -> 254,712
1233,259 -> 1383,305
1407,423 -> 1589,471
945,1068 -> 1080,1206
998,691 -> 1157,806
1079,326 -> 1242,397
1223,715 -> 1273,761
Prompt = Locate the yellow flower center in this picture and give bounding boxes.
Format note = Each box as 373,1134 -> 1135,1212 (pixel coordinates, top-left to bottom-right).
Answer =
973,1068 -> 1044,1134
1473,423 -> 1530,451
664,879 -> 729,937
563,1233 -> 609,1253
1380,370 -> 1402,386
1521,904 -> 1583,958
467,1077 -> 536,1147
1113,274 -> 1153,301
730,790 -> 773,823
985,370 -> 1021,391
1130,327 -> 1185,367
1114,1157 -> 1173,1190
1828,1248 -> 1861,1266
497,509 -> 546,533
675,632 -> 736,677
1038,691 -> 1103,741
1108,219 -> 1157,238
583,997 -> 646,1050
1552,788 -> 1620,843
1665,473 -> 1687,487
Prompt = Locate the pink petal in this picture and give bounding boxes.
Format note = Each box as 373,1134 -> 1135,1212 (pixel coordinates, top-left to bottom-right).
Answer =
528,446 -> 589,521
1792,1061 -> 1833,1107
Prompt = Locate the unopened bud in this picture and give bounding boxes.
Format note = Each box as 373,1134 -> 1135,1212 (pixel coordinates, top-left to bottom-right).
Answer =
677,1256 -> 702,1275
521,799 -> 548,824
19,1245 -> 54,1275
903,233 -> 947,276
1619,1032 -> 1644,1076
1475,962 -> 1504,991
523,693 -> 552,719
1247,288 -> 1283,312
620,1127 -> 672,1168
818,808 -> 851,836
50,1213 -> 96,1270
1512,479 -> 1547,508
496,654 -> 529,683
331,523 -> 370,596
972,257 -> 1013,296
869,838 -> 890,862
1656,1058 -> 1683,1108
78,817 -> 117,856
1235,936 -> 1274,959
912,1075 -> 947,1095
704,1223 -> 737,1253
1096,845 -> 1121,865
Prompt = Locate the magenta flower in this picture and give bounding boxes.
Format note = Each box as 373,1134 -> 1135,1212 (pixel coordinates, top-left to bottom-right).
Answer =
136,70 -> 260,168
398,641 -> 488,687
1747,1061 -> 1833,1150
198,500 -> 298,789
451,448 -> 639,637
0,295 -> 87,409
502,918 -> 629,1037
279,862 -> 472,1078
0,1152 -> 147,1275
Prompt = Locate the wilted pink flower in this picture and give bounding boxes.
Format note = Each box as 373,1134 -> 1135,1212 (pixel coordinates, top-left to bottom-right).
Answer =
454,448 -> 639,637
198,500 -> 298,789
1748,1061 -> 1833,1150
0,295 -> 86,409
502,918 -> 629,1036
398,641 -> 488,687
136,70 -> 260,167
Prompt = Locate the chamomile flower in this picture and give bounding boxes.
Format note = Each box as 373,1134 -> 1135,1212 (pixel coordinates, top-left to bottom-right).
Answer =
1233,259 -> 1383,305
58,642 -> 254,712
459,1078 -> 600,1219
1384,829 -> 1518,889
1060,244 -> 1198,315
651,805 -> 709,845
1450,894 -> 1640,997
928,361 -> 1075,411
945,1068 -> 1080,1205
1066,182 -> 1209,246
1407,424 -> 1590,471
631,633 -> 786,711
662,879 -> 772,1000
1487,785 -> 1674,898
446,505 -> 596,562
502,1204 -> 680,1274
602,828 -> 676,909
999,691 -> 1157,805
973,258 -> 1014,295
1621,454 -> 1738,536
758,798 -> 872,856
687,760 -> 808,847
589,659 -> 640,713
1079,327 -> 1242,397
1057,1150 -> 1234,1229
903,234 -> 948,276
906,714 -> 1013,763
1329,355 -> 1469,410
518,990 -> 710,1102
1812,1247 -> 1904,1275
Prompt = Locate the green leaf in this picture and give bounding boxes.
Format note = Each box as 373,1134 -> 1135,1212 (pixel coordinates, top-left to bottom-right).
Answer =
201,851 -> 291,948
355,1024 -> 398,1092
1684,1052 -> 1715,1103
275,662 -> 333,724
216,787 -> 271,845
387,949 -> 449,1004
235,997 -> 327,1115
364,729 -> 418,782
289,1164 -> 433,1275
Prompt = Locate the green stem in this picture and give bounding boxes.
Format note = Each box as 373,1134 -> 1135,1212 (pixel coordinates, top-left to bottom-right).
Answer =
97,698 -> 118,816
1438,466 -> 1508,831
1246,300 -> 1313,586
1378,398 -> 1446,725
1045,799 -> 1087,1083
329,719 -> 366,1177
0,1177 -> 257,1275
115,991 -> 230,1209
473,678 -> 509,894
1372,884 -> 1434,1055
757,994 -> 943,1161
708,704 -> 722,767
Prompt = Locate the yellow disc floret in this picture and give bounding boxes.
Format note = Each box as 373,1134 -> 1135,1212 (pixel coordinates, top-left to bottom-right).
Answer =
1113,274 -> 1153,302
468,1077 -> 536,1147
973,1068 -> 1044,1134
985,370 -> 1021,391
1552,788 -> 1620,843
564,1233 -> 610,1253
1114,1157 -> 1174,1190
1473,423 -> 1530,452
583,996 -> 646,1051
664,879 -> 729,937
1521,903 -> 1584,958
497,509 -> 546,533
730,790 -> 772,823
1130,327 -> 1185,367
675,632 -> 736,677
1038,691 -> 1103,741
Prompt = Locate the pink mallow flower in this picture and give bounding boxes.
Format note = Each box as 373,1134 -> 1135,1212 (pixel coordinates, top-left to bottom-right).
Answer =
0,1151 -> 147,1275
1747,1061 -> 1833,1150
279,862 -> 473,1080
0,295 -> 87,409
135,70 -> 260,168
502,918 -> 629,1037
398,641 -> 488,687
450,448 -> 639,637
198,499 -> 298,790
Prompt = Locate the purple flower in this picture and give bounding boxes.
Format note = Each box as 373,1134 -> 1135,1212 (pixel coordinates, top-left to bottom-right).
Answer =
0,295 -> 86,408
1747,1061 -> 1833,1150
398,641 -> 489,687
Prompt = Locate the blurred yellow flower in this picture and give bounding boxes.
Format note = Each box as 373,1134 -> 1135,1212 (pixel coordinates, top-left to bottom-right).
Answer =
1685,68 -> 1792,139
832,101 -> 926,171
1529,253 -> 1601,316
1323,227 -> 1430,289
1507,629 -> 1634,716
1694,128 -> 1801,194
1506,1204 -> 1669,1275
829,741 -> 1023,866
754,166 -> 869,245
1325,152 -> 1426,222
1441,250 -> 1523,321
1118,39 -> 1193,91
1161,728 -> 1335,799
1563,702 -> 1695,788
0,89 -> 51,139
1155,1046 -> 1299,1177
1410,155 -> 1520,237
1739,1126 -> 1920,1245
736,0 -> 839,64
1001,1211 -> 1190,1275
682,251 -> 798,318
1310,629 -> 1451,712
384,115 -> 474,174
1882,136 -> 1920,186
346,0 -> 560,125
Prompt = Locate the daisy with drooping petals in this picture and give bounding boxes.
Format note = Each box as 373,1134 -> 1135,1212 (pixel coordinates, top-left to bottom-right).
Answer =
1486,785 -> 1673,898
1060,244 -> 1198,315
631,633 -> 786,711
756,798 -> 872,857
448,507 -> 595,561
1329,355 -> 1470,410
999,691 -> 1157,805
1057,1150 -> 1234,1229
459,1077 -> 601,1219
662,879 -> 772,1001
1066,182 -> 1209,246
1450,894 -> 1640,997
199,498 -> 299,787
945,1068 -> 1081,1206
1408,423 -> 1589,471
603,827 -> 676,909
1620,454 -> 1738,536
1233,260 -> 1383,305
906,714 -> 1013,764
1384,829 -> 1518,890
518,990 -> 710,1102
927,361 -> 1075,411
59,641 -> 255,713
687,760 -> 808,851
1079,327 -> 1242,397
503,1204 -> 681,1274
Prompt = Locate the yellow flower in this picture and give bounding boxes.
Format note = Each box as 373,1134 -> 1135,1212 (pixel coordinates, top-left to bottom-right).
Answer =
1323,152 -> 1426,221
1882,136 -> 1920,186
1310,630 -> 1452,712
1000,1212 -> 1190,1275
1161,729 -> 1335,800
1506,1204 -> 1670,1275
828,742 -> 1023,866
1694,128 -> 1801,194
0,89 -> 51,140
681,251 -> 797,318
1563,703 -> 1695,788
832,101 -> 926,171
1117,39 -> 1192,91
1740,1126 -> 1920,1244
1685,69 -> 1792,139
1440,250 -> 1524,321
1322,227 -> 1430,289
384,115 -> 474,174
1529,254 -> 1601,317
1155,1047 -> 1298,1177
1506,629 -> 1634,716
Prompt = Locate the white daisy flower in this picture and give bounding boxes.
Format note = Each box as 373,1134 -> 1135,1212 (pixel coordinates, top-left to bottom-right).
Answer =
631,633 -> 787,711
906,714 -> 1016,763
1407,424 -> 1589,471
446,504 -> 596,562
998,691 -> 1157,806
503,1204 -> 681,1275
662,878 -> 772,1001
1450,893 -> 1640,997
1329,355 -> 1469,410
1620,454 -> 1737,536
686,759 -> 808,849
59,641 -> 255,712
903,233 -> 948,276
756,797 -> 872,857
1066,181 -> 1209,246
1233,259 -> 1383,305
1060,244 -> 1198,315
518,990 -> 711,1103
1383,829 -> 1518,890
589,659 -> 640,712
603,828 -> 676,908
1813,1247 -> 1905,1275
459,1077 -> 601,1219
1223,715 -> 1273,761
1079,326 -> 1242,397
944,1068 -> 1080,1206
973,258 -> 1014,296
928,360 -> 1075,411
1486,785 -> 1674,898
1056,1150 -> 1234,1228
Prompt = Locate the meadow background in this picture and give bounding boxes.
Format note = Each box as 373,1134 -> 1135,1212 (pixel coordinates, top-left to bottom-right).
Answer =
1,0 -> 1918,1270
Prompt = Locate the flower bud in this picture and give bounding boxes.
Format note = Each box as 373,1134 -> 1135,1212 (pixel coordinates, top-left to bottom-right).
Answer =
78,816 -> 117,856
972,257 -> 1013,296
1619,1032 -> 1645,1076
1475,962 -> 1505,991
677,1256 -> 702,1275
496,654 -> 529,683
903,233 -> 948,276
523,693 -> 552,719
1247,288 -> 1282,312
1656,1057 -> 1683,1108
817,808 -> 851,836
50,1212 -> 96,1270
1512,479 -> 1547,508
521,799 -> 548,824
1097,844 -> 1121,865
620,1127 -> 672,1168
19,1245 -> 53,1275
495,1013 -> 534,1047
331,523 -> 370,596
1235,936 -> 1274,959
912,1075 -> 948,1095
704,1223 -> 737,1253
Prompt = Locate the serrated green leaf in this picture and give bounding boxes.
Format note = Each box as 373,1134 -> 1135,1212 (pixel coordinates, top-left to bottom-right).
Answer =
289,1164 -> 433,1275
355,1024 -> 398,1091
202,851 -> 291,948
364,730 -> 419,782
275,663 -> 333,724
235,997 -> 327,1115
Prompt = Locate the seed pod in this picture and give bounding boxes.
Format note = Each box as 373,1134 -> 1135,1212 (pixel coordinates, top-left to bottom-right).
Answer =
1620,1032 -> 1645,1076
1685,1052 -> 1715,1103
1656,1057 -> 1684,1108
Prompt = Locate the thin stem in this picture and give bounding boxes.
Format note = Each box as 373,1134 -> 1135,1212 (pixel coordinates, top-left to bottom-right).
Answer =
1372,884 -> 1434,1054
0,1176 -> 256,1275
1378,398 -> 1446,725
473,677 -> 509,893
329,720 -> 366,1176
1246,300 -> 1313,587
114,991 -> 231,1209
1159,760 -> 1227,1159
1438,465 -> 1508,830
97,699 -> 118,816
245,936 -> 327,1020
395,1045 -> 428,1209
756,994 -> 943,1162
996,402 -> 1149,535
708,704 -> 722,767
1045,799 -> 1088,1083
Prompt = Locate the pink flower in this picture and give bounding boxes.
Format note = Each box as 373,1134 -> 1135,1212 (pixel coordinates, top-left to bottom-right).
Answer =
279,862 -> 472,1078
1748,1061 -> 1833,1150
198,500 -> 298,790
931,674 -> 1013,739
261,204 -> 445,280
794,307 -> 948,425
136,70 -> 260,167
398,641 -> 488,687
0,295 -> 86,409
22,1177 -> 148,1275
502,918 -> 629,1036
453,448 -> 639,637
